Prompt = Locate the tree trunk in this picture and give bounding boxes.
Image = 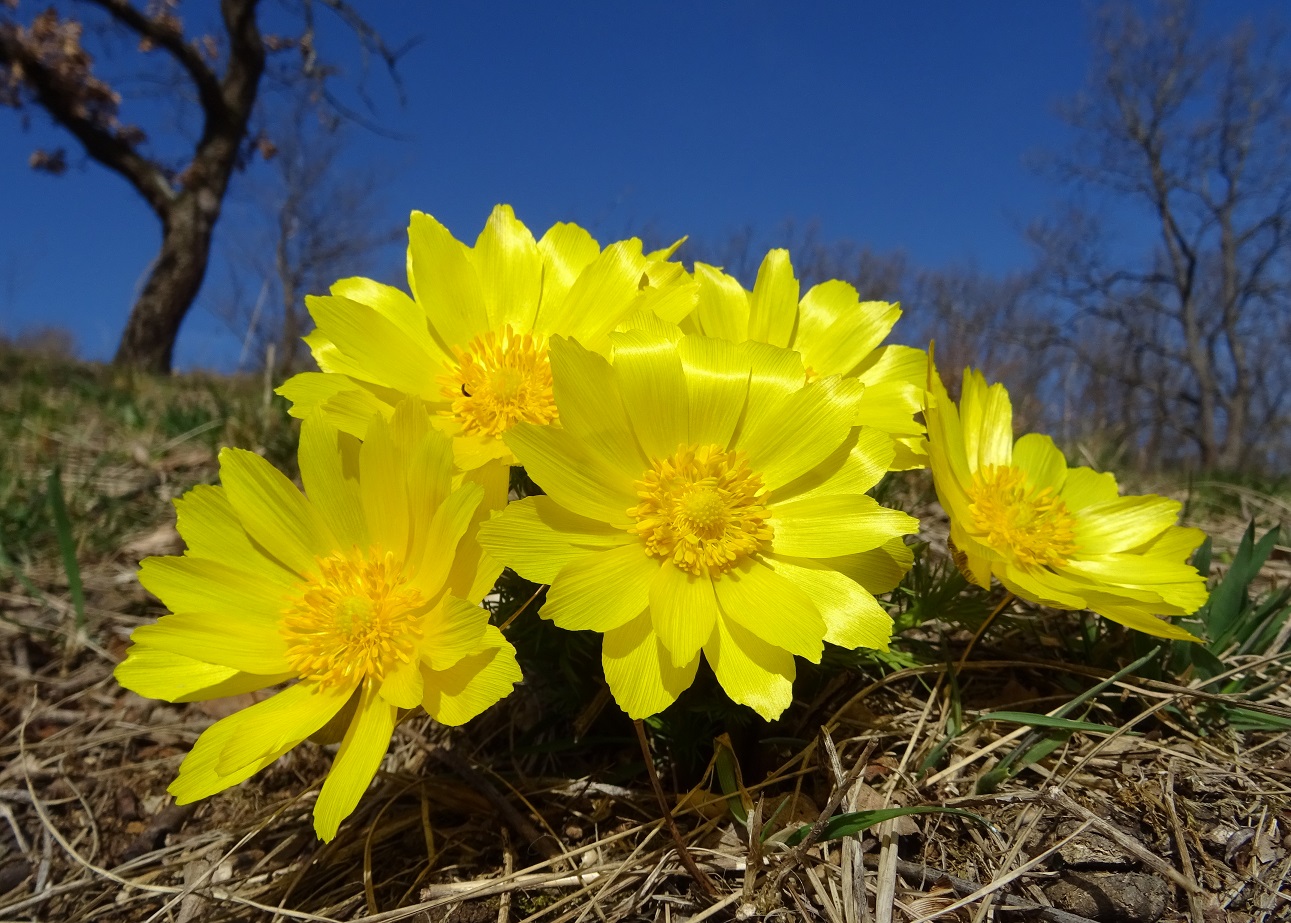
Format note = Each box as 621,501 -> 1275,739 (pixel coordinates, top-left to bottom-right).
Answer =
113,190 -> 220,373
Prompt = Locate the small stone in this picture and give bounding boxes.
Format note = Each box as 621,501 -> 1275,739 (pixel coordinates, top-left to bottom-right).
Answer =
1050,820 -> 1137,869
1043,871 -> 1169,923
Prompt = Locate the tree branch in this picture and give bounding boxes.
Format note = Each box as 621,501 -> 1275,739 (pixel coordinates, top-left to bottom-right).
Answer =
0,23 -> 174,213
78,0 -> 226,122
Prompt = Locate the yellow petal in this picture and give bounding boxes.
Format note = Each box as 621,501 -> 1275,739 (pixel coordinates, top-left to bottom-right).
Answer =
170,680 -> 349,804
678,333 -> 750,448
329,276 -> 446,363
769,494 -> 919,558
137,556 -> 294,624
314,682 -> 397,841
408,482 -> 483,600
765,555 -> 893,650
405,424 -> 455,554
408,210 -> 489,349
997,563 -> 1087,609
308,294 -> 440,397
1062,555 -> 1207,612
172,485 -> 293,585
358,413 -> 411,561
796,283 -> 899,377
279,372 -> 396,441
548,336 -> 645,477
476,495 -> 634,584
713,558 -> 824,660
444,461 -> 509,602
543,543 -> 656,632
1061,467 -> 1120,510
131,612 -> 291,674
923,357 -> 976,524
1012,433 -> 1068,493
959,368 -> 1013,471
1074,495 -> 1182,554
1085,605 -> 1202,642
649,563 -> 719,666
824,538 -> 915,594
737,376 -> 862,490
219,447 -> 336,577
773,426 -> 895,503
705,616 -> 795,721
505,422 -> 637,525
378,654 -> 424,709
548,239 -> 649,351
537,221 -> 601,309
422,625 -> 521,725
739,340 -> 808,440
691,262 -> 749,342
473,204 -> 543,332
610,328 -> 689,461
114,646 -> 289,703
602,612 -> 700,719
299,415 -> 368,549
421,595 -> 489,671
747,249 -> 798,348
634,259 -> 697,324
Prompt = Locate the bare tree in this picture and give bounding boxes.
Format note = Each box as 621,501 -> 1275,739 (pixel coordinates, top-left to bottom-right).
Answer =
216,95 -> 400,374
1033,0 -> 1291,472
0,0 -> 401,373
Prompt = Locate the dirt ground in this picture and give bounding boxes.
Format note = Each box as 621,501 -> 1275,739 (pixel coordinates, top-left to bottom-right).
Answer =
1,353 -> 1289,922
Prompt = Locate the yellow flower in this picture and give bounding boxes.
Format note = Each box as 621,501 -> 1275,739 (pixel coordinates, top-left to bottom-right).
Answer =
478,327 -> 919,720
683,249 -> 927,468
278,205 -> 696,478
924,357 -> 1209,640
114,403 -> 521,841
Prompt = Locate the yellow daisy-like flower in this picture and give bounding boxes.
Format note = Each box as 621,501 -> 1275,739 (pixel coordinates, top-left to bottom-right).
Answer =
924,357 -> 1209,641
683,249 -> 928,468
278,205 -> 696,478
478,327 -> 919,720
114,403 -> 521,841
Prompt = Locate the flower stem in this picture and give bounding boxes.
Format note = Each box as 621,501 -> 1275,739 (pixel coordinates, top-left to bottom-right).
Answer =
633,718 -> 720,899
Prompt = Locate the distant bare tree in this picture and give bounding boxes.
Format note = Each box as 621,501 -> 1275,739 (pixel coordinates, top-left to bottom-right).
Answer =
1033,0 -> 1291,471
0,0 -> 402,373
217,96 -> 399,374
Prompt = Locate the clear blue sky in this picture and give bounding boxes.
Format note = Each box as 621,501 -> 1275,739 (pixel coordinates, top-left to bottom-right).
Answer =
0,1 -> 1279,368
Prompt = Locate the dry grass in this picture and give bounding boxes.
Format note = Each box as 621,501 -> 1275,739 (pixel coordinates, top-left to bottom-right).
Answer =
2,348 -> 1290,922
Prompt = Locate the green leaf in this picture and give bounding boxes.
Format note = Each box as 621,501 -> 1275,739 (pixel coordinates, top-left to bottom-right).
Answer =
975,711 -> 1114,734
784,806 -> 994,847
713,735 -> 749,825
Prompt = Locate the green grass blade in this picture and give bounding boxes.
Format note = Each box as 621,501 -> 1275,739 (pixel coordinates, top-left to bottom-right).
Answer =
47,463 -> 87,634
975,711 -> 1114,734
974,648 -> 1160,795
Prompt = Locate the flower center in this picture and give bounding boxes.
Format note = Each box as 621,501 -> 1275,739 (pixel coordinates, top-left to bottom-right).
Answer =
967,465 -> 1077,567
441,325 -> 558,438
281,547 -> 426,691
627,444 -> 773,576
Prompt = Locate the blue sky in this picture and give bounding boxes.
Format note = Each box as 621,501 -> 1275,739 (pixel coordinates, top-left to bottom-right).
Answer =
0,1 -> 1279,368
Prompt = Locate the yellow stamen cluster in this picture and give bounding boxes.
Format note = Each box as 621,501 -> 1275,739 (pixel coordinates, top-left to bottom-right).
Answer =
281,547 -> 426,691
968,465 -> 1077,567
442,325 -> 557,438
628,444 -> 773,576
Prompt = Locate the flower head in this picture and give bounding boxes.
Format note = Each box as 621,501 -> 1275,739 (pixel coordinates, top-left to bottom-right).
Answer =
923,356 -> 1209,640
478,328 -> 919,720
684,249 -> 927,468
278,205 -> 696,474
114,403 -> 521,841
